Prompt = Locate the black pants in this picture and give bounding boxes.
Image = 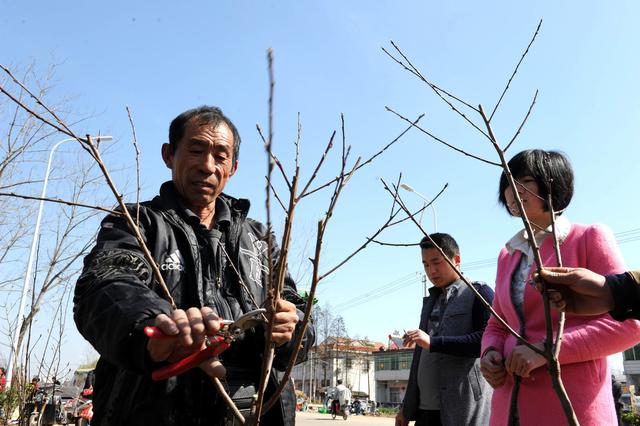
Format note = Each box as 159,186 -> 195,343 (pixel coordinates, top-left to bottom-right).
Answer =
415,409 -> 442,426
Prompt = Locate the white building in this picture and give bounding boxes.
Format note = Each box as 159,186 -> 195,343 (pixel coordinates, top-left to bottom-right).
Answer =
292,336 -> 384,402
373,334 -> 412,405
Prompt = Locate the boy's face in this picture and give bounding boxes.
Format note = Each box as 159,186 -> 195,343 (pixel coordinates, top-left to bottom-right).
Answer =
421,248 -> 460,288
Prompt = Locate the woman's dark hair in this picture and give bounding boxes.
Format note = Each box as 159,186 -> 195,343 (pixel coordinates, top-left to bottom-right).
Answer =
168,105 -> 241,161
498,149 -> 574,215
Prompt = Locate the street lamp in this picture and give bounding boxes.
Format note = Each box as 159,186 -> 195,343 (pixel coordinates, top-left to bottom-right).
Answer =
399,183 -> 438,232
5,135 -> 113,385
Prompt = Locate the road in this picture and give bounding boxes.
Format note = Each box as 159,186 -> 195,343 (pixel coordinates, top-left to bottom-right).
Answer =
295,411 -> 394,425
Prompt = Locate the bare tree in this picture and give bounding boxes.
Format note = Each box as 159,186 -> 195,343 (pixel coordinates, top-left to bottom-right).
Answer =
381,20 -> 588,425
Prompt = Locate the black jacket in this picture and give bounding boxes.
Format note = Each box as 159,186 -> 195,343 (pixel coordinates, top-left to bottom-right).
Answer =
74,182 -> 313,426
608,271 -> 640,321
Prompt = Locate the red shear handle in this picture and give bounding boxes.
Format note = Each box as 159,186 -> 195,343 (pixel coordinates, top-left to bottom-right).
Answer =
144,323 -> 227,340
151,335 -> 230,381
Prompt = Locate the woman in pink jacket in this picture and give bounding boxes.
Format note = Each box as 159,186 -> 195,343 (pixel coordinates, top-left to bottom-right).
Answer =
480,149 -> 640,426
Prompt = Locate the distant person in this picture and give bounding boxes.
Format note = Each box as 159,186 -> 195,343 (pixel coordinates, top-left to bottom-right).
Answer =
396,233 -> 494,426
0,367 -> 6,392
539,267 -> 640,320
332,380 -> 351,414
480,149 -> 640,425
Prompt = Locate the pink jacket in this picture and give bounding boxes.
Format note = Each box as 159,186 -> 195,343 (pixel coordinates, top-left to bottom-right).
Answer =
481,223 -> 640,426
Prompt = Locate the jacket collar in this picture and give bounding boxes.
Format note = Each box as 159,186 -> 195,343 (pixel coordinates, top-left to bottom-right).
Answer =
505,215 -> 571,255
157,181 -> 251,225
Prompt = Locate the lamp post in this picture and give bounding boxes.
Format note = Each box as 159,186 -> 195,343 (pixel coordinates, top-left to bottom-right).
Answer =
5,135 -> 112,386
399,183 -> 438,232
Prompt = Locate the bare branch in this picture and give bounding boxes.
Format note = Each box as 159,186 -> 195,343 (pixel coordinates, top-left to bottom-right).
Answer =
255,48 -> 278,424
504,90 -> 538,152
368,239 -> 420,247
0,192 -> 122,216
126,106 -> 141,226
268,180 -> 287,213
319,182 -> 448,281
385,42 -> 491,141
383,43 -> 478,112
488,19 -> 543,121
303,114 -> 424,198
386,107 -> 501,166
294,112 -> 301,171
297,130 -> 336,199
257,124 -> 292,191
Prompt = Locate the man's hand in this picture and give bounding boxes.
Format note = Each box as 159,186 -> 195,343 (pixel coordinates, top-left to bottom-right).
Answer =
480,350 -> 507,389
402,329 -> 430,350
505,343 -> 546,378
538,267 -> 613,315
395,409 -> 409,426
146,307 -> 225,378
271,298 -> 299,346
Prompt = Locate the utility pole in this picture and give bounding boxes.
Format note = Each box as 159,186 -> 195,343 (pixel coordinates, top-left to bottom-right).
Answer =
422,274 -> 428,297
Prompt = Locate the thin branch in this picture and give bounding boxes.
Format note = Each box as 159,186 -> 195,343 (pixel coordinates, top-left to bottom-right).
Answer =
295,112 -> 301,171
268,180 -> 287,213
255,48 -> 278,425
385,41 -> 491,140
368,239 -> 420,247
213,377 -> 245,424
263,148 -> 361,414
126,106 -> 141,226
303,114 -> 425,198
257,124 -> 291,191
383,43 -> 478,112
0,192 -> 122,216
388,173 -> 403,218
319,182 -> 448,281
386,107 -> 501,166
504,90 -> 538,152
489,19 -> 543,121
296,130 -> 336,199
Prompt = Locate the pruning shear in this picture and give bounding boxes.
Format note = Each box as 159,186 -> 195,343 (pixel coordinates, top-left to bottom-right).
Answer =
144,308 -> 267,381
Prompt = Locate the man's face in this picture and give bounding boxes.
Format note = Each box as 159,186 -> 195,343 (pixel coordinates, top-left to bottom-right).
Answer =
421,248 -> 460,288
162,118 -> 237,213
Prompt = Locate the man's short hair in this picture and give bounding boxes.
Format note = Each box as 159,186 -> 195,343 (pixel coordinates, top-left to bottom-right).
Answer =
419,233 -> 460,259
498,149 -> 574,215
337,379 -> 343,385
168,105 -> 242,161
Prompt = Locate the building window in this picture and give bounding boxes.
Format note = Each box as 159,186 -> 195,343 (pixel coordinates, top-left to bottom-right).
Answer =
346,358 -> 352,369
375,352 -> 412,371
624,345 -> 640,361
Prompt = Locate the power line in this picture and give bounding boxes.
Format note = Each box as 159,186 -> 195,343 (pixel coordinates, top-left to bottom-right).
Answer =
331,226 -> 640,312
334,272 -> 421,312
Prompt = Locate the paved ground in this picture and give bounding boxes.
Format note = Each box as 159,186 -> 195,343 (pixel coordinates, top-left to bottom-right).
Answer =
295,411 -> 395,425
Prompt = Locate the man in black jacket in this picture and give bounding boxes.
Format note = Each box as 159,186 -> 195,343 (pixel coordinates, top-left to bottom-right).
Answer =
74,106 -> 313,426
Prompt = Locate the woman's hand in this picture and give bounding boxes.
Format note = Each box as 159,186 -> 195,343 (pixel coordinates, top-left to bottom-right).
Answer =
505,343 -> 547,378
480,349 -> 507,388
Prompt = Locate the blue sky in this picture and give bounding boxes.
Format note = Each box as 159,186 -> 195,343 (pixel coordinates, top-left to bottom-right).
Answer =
2,1 -> 639,372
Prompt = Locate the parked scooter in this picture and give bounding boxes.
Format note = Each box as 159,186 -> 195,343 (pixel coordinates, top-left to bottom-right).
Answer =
65,387 -> 93,426
22,383 -> 68,426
